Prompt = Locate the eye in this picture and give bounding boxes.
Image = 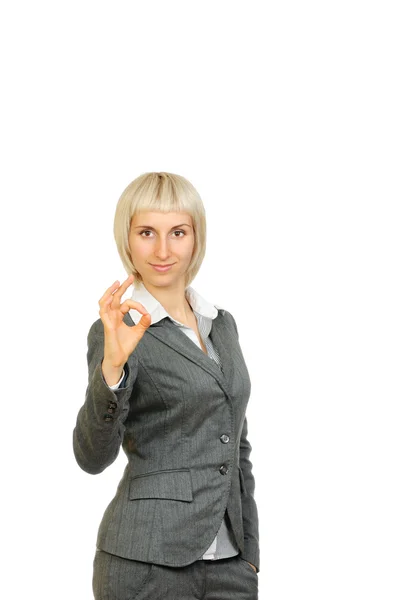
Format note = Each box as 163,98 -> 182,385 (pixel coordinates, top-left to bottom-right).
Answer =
139,230 -> 186,238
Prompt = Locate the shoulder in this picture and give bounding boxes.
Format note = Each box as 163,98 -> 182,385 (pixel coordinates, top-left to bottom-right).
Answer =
87,316 -> 118,342
87,317 -> 104,342
215,306 -> 239,336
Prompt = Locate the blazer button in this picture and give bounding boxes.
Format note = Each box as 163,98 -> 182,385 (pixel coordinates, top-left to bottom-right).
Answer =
107,400 -> 117,414
103,414 -> 114,422
219,464 -> 229,475
220,434 -> 230,443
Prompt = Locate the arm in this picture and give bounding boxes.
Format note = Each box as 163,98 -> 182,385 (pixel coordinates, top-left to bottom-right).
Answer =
227,309 -> 260,572
72,319 -> 138,474
239,416 -> 260,572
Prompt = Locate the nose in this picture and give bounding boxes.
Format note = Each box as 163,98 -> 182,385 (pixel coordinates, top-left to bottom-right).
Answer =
154,236 -> 172,260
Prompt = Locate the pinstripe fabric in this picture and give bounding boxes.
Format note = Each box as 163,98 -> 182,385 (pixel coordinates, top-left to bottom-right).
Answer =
110,282 -> 240,560
73,282 -> 260,572
93,549 -> 258,599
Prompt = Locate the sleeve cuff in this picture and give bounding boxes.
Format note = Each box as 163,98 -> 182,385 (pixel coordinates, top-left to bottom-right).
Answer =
107,368 -> 126,390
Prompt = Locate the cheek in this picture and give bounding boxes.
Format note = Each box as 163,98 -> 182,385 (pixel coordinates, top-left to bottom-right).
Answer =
182,237 -> 195,254
180,244 -> 195,261
131,238 -> 148,252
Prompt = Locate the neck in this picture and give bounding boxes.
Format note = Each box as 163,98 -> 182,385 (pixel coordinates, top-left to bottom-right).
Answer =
140,279 -> 193,323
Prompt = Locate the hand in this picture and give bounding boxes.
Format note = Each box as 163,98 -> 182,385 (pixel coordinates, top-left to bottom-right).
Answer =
98,274 -> 151,368
246,561 -> 257,573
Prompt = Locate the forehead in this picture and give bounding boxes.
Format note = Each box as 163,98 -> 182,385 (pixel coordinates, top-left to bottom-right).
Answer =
132,210 -> 193,227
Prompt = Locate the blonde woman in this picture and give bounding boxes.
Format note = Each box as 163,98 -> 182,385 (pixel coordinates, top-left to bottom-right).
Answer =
73,172 -> 260,599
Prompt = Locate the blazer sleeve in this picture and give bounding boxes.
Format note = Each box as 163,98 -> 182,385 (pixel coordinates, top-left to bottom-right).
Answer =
228,310 -> 260,572
239,416 -> 260,571
72,319 -> 138,474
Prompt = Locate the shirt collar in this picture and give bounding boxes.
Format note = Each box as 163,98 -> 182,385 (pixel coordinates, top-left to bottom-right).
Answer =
129,280 -> 219,326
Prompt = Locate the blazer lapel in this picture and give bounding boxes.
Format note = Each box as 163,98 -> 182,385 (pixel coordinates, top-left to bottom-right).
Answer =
124,310 -> 234,397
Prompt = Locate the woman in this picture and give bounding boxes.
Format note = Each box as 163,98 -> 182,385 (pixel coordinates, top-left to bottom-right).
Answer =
73,172 -> 260,599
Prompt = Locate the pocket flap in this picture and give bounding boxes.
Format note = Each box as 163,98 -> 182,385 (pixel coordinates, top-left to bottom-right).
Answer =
129,468 -> 193,502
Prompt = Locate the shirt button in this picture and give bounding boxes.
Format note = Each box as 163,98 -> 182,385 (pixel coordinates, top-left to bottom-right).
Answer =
219,464 -> 229,475
108,400 -> 117,409
220,434 -> 230,443
103,414 -> 114,422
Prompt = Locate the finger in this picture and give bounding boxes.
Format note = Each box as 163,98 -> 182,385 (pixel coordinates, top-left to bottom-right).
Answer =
98,280 -> 120,306
107,274 -> 137,312
98,282 -> 123,319
110,274 -> 135,304
98,295 -> 115,322
119,299 -> 150,317
98,275 -> 138,325
99,299 -> 150,331
99,274 -> 134,310
119,301 -> 152,330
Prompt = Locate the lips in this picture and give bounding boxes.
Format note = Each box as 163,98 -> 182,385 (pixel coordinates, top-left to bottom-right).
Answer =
150,264 -> 174,272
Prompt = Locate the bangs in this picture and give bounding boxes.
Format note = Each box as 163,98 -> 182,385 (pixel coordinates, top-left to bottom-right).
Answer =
132,172 -> 194,216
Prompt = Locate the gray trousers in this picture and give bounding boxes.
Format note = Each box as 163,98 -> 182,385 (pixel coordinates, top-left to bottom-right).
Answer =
93,548 -> 258,600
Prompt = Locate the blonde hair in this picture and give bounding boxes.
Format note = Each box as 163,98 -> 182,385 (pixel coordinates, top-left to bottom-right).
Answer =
113,172 -> 207,287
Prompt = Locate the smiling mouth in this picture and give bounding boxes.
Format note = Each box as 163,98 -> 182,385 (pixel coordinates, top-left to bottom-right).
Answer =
150,263 -> 175,271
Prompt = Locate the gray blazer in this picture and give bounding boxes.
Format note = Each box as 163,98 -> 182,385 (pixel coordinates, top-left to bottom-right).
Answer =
73,307 -> 260,572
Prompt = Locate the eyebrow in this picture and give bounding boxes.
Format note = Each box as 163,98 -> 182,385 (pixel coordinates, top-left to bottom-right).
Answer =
134,223 -> 192,230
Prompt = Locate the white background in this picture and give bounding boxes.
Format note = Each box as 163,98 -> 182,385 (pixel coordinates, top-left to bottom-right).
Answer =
1,1 -> 397,599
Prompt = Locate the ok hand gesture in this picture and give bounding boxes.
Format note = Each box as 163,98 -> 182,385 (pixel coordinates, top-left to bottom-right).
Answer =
98,274 -> 151,372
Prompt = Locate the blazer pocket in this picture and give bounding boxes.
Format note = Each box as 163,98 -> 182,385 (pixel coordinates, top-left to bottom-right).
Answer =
129,468 -> 193,502
238,466 -> 247,495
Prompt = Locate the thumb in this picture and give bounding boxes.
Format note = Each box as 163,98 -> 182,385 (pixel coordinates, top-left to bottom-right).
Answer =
134,312 -> 152,330
136,313 -> 152,329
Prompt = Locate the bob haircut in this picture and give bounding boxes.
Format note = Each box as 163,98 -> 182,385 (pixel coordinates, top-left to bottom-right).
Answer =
113,172 -> 207,288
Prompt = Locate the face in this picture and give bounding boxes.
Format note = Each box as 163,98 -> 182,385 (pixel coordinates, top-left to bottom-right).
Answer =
128,210 -> 195,287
